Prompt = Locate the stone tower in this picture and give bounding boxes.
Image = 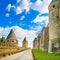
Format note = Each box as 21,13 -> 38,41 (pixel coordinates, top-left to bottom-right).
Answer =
22,37 -> 28,48
48,0 -> 60,53
7,29 -> 18,47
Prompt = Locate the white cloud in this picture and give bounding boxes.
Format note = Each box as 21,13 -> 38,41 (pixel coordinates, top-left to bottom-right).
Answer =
0,26 -> 37,48
31,0 -> 52,13
21,0 -> 30,12
5,13 -> 10,17
16,6 -> 22,14
33,15 -> 48,23
6,4 -> 12,11
35,0 -> 42,5
0,27 -> 11,38
20,15 -> 25,20
32,14 -> 49,27
16,0 -> 31,14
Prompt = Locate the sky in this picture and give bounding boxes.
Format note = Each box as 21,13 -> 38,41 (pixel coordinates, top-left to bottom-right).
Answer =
0,0 -> 52,48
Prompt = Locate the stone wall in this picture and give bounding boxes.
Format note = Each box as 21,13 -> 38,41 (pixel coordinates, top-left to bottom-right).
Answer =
44,26 -> 49,52
33,0 -> 60,54
48,0 -> 60,53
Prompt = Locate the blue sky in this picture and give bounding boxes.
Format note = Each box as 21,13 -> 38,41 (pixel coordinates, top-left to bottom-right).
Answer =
0,0 -> 52,47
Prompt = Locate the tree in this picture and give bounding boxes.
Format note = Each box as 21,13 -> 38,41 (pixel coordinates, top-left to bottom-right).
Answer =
0,38 -> 1,42
1,37 -> 6,43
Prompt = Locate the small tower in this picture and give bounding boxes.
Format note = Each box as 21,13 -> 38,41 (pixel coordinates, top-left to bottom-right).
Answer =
6,29 -> 18,47
48,0 -> 60,53
22,37 -> 28,48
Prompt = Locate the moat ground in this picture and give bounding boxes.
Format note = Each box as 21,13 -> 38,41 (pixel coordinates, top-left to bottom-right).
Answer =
32,49 -> 60,60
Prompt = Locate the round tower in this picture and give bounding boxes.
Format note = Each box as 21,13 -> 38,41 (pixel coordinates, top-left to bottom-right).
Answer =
7,29 -> 18,47
48,0 -> 60,53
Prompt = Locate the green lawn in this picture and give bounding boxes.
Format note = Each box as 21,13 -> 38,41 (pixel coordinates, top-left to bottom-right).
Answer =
32,49 -> 60,60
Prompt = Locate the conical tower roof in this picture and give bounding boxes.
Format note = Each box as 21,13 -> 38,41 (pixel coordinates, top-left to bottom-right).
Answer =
7,29 -> 17,40
23,37 -> 28,42
24,37 -> 26,41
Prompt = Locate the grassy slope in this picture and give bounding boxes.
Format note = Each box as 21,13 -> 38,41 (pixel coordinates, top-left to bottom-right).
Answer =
32,49 -> 60,60
0,46 -> 27,55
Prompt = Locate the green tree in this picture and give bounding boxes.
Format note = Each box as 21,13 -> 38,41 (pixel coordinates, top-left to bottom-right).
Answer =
0,38 -> 1,42
1,37 -> 6,43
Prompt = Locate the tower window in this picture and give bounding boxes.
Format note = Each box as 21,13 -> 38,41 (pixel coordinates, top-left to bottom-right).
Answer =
53,5 -> 55,8
56,16 -> 58,18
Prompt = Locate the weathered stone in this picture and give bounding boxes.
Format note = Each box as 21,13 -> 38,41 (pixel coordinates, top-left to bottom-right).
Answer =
37,27 -> 45,51
48,0 -> 60,53
44,26 -> 49,52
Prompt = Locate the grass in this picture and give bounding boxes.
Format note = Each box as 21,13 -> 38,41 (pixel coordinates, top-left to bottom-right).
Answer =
32,49 -> 60,60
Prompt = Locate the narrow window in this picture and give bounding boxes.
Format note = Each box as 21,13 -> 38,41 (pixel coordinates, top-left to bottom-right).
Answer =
56,16 -> 58,18
53,5 -> 55,8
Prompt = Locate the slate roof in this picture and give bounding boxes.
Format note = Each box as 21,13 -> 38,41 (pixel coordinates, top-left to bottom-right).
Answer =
6,29 -> 17,40
23,37 -> 28,42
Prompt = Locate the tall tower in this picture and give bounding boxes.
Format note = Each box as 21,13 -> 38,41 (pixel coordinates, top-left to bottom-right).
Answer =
22,37 -> 28,48
48,0 -> 60,53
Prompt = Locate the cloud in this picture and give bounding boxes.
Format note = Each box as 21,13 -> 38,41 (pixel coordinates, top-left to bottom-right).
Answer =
6,4 -> 12,11
5,13 -> 10,17
33,15 -> 48,23
31,0 -> 52,13
0,26 -> 37,47
35,0 -> 42,5
30,13 -> 49,32
0,27 -> 11,38
16,0 -> 31,14
20,0 -> 31,12
20,15 -> 25,20
6,0 -> 32,15
16,6 -> 22,14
